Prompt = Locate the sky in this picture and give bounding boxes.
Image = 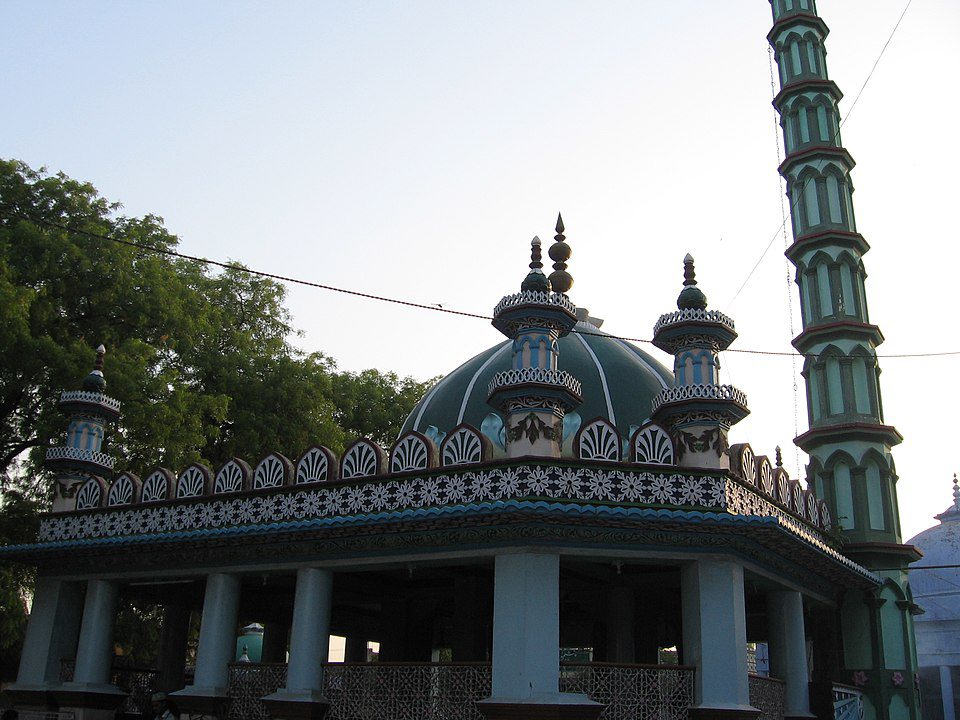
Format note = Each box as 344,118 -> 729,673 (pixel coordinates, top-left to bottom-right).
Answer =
3,0 -> 958,540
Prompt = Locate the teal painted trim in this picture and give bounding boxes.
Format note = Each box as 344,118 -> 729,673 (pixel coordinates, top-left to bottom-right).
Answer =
456,342 -> 511,426
0,500 -> 878,581
573,331 -> 616,424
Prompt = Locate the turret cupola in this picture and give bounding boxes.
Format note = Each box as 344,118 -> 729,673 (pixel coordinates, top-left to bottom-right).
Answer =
488,217 -> 582,458
650,256 -> 748,468
45,344 -> 121,512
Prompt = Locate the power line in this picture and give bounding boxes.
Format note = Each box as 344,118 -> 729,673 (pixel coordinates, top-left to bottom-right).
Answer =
729,0 -> 913,304
3,208 -> 957,361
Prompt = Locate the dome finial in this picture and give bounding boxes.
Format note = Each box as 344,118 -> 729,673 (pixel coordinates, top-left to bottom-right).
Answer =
83,343 -> 108,392
953,473 -> 959,510
775,445 -> 783,468
521,236 -> 551,292
677,254 -> 707,310
548,212 -> 573,294
683,254 -> 697,286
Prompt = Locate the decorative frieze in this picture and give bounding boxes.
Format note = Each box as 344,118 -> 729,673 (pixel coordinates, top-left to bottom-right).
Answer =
35,462 -> 834,557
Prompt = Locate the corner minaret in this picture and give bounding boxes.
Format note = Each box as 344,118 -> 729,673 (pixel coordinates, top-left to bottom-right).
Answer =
487,217 -> 581,458
45,345 -> 121,512
651,255 -> 748,468
769,3 -> 920,717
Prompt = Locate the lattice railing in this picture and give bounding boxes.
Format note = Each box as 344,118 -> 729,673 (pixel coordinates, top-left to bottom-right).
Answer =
560,663 -> 695,720
227,662 -> 287,720
748,674 -> 786,720
223,662 -> 695,720
324,662 -> 490,720
58,660 -> 158,717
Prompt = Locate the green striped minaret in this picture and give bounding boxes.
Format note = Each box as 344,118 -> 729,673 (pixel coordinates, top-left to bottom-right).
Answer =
768,2 -> 920,718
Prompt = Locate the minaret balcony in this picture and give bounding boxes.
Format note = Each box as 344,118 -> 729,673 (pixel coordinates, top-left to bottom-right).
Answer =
785,229 -> 869,263
773,77 -> 842,112
487,367 -> 582,411
653,308 -> 735,336
488,368 -> 581,395
792,321 -> 884,353
492,291 -> 578,337
45,445 -> 116,474
652,309 -> 737,354
767,12 -> 828,46
494,290 -> 576,317
795,422 -> 902,452
779,145 -> 855,178
57,390 -> 122,421
652,384 -> 750,424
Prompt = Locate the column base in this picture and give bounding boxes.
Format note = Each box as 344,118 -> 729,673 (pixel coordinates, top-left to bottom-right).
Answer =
169,685 -> 232,718
52,682 -> 128,720
688,706 -> 762,720
261,689 -> 331,720
4,683 -> 59,712
478,693 -> 603,720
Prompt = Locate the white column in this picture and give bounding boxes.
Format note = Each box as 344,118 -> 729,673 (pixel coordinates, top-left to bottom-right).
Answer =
262,568 -> 334,717
73,580 -> 119,685
490,553 -> 560,700
681,558 -> 753,711
942,665 -> 956,720
15,577 -> 84,687
192,573 -> 241,691
285,568 -> 333,692
768,590 -> 813,718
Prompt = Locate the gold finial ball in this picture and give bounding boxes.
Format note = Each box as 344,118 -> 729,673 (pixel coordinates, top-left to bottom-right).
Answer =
549,240 -> 571,263
549,269 -> 573,293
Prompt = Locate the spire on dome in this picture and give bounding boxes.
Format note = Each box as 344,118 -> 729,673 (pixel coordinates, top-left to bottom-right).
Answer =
548,213 -> 573,295
521,236 -> 551,292
677,254 -> 707,310
935,473 -> 960,522
82,344 -> 107,392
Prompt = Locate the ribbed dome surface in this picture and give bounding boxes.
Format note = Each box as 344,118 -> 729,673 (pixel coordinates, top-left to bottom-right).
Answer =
907,505 -> 960,622
402,320 -> 673,441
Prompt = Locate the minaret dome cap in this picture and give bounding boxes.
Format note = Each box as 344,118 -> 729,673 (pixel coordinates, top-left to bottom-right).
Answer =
82,344 -> 107,392
520,236 -> 551,293
677,253 -> 707,310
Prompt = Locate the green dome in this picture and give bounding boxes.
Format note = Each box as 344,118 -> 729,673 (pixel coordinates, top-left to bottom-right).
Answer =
402,319 -> 673,442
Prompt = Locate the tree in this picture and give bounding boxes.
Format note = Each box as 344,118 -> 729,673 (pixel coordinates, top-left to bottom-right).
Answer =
0,159 -> 434,679
330,369 -> 439,445
0,490 -> 40,681
0,159 -> 385,490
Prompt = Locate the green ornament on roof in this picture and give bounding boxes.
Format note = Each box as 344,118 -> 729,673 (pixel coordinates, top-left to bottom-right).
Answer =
520,236 -> 551,292
82,344 -> 107,392
677,253 -> 707,310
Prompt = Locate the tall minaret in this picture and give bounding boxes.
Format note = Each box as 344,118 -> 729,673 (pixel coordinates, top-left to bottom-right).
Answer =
768,3 -> 920,718
487,217 -> 581,458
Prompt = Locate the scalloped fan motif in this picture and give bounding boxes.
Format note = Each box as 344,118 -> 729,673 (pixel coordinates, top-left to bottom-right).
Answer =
579,421 -> 620,462
297,448 -> 329,484
442,428 -> 483,466
75,479 -> 102,510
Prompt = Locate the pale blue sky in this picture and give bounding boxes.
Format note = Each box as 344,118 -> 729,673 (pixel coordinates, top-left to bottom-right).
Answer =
3,0 -> 958,538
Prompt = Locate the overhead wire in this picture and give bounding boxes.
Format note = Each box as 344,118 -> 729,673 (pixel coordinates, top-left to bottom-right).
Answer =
767,44 -> 803,479
2,208 -> 958,361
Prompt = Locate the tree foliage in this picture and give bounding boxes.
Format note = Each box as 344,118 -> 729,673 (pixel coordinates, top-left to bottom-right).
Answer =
0,158 -> 433,495
0,159 -> 436,678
